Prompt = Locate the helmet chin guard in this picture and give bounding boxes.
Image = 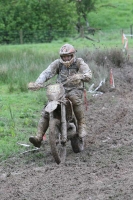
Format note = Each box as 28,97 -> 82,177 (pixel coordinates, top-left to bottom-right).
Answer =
59,56 -> 76,67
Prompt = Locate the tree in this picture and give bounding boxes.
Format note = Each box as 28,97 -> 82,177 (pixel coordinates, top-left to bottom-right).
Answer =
0,0 -> 77,43
69,0 -> 97,35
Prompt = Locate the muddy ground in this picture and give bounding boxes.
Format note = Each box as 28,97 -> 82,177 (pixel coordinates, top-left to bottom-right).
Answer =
0,61 -> 133,200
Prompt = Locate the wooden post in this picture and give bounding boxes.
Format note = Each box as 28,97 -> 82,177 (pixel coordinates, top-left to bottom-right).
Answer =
130,25 -> 133,39
19,29 -> 23,44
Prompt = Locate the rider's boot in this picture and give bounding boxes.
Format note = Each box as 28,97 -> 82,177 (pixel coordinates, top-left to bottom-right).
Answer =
73,105 -> 87,138
29,111 -> 49,148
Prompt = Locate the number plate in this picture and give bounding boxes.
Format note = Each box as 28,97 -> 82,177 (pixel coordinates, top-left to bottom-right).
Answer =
47,84 -> 61,93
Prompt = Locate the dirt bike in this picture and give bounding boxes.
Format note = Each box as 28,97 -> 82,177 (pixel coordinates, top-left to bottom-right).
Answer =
44,83 -> 84,164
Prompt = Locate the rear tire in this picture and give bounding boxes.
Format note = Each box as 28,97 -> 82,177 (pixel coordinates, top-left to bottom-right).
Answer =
49,119 -> 66,164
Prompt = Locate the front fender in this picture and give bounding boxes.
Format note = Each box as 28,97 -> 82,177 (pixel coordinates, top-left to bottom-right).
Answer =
45,101 -> 59,113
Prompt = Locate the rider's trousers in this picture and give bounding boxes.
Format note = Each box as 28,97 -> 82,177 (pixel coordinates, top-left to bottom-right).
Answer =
36,89 -> 87,141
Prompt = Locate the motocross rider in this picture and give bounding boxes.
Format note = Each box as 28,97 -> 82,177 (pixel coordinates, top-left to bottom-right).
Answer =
28,44 -> 92,148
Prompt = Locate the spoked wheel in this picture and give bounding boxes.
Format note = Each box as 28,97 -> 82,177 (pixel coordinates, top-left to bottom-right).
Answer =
49,119 -> 66,164
71,135 -> 85,153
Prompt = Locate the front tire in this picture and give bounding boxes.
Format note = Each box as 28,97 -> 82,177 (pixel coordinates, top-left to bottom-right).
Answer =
49,119 -> 66,164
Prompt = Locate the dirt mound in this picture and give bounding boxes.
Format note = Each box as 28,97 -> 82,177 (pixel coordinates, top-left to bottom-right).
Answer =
0,63 -> 133,200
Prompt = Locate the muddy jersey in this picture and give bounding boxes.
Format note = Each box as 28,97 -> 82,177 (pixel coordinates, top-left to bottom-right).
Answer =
35,57 -> 92,90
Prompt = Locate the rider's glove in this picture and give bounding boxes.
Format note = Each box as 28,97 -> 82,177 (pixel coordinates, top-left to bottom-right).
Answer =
28,82 -> 43,91
67,74 -> 84,84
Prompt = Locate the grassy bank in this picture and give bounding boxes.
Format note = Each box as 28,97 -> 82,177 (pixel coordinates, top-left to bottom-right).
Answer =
89,0 -> 133,30
0,86 -> 48,161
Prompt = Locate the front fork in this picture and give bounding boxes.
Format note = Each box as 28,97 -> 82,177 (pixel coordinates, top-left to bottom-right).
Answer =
49,102 -> 67,144
61,102 -> 67,143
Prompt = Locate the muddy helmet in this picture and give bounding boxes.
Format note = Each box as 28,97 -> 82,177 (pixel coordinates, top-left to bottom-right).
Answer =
59,44 -> 76,56
59,44 -> 76,67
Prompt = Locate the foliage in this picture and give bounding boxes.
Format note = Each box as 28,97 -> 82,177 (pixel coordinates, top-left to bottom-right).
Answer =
0,0 -> 77,44
69,0 -> 97,32
76,45 -> 126,68
0,0 -> 133,44
92,48 -> 126,68
75,0 -> 96,21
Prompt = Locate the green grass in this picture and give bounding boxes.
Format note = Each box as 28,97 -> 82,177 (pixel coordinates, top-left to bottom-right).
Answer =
88,0 -> 133,30
0,86 -> 47,161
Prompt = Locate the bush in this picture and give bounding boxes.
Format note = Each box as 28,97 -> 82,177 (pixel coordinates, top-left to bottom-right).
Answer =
107,48 -> 126,67
92,48 -> 125,68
